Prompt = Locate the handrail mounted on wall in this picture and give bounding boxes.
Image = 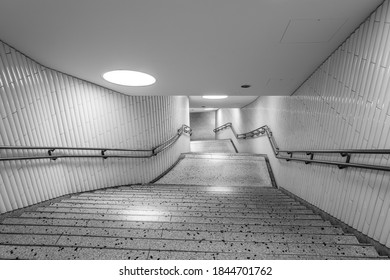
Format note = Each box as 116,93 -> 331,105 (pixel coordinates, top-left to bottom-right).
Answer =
214,123 -> 390,172
0,125 -> 192,162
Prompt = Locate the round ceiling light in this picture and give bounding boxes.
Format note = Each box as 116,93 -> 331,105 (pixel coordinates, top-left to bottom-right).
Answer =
202,95 -> 228,99
102,70 -> 156,86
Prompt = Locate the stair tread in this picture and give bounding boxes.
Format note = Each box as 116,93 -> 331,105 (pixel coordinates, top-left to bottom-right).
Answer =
0,224 -> 357,244
0,234 -> 377,257
2,217 -> 344,234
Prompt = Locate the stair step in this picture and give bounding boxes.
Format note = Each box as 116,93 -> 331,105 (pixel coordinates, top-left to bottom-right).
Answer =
0,224 -> 163,239
71,195 -> 296,203
0,224 -> 357,244
2,217 -> 343,234
19,211 -> 330,226
87,191 -> 291,199
0,244 -> 148,260
59,199 -> 303,209
117,185 -> 279,193
35,206 -> 318,219
75,193 -> 295,203
0,244 -> 382,260
0,234 -> 377,257
49,202 -> 313,213
146,250 -> 385,260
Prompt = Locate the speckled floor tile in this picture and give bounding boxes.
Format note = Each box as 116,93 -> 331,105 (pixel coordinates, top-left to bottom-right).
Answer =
94,189 -> 288,197
287,243 -> 379,257
0,233 -> 60,245
156,156 -> 272,187
190,140 -> 237,153
146,250 -> 279,260
146,250 -> 213,260
2,217 -> 89,227
37,207 -> 110,214
86,220 -> 164,229
209,252 -> 275,260
21,212 -> 171,222
61,199 -> 185,207
271,225 -> 344,234
168,216 -> 324,225
222,232 -> 359,244
61,199 -> 302,209
70,193 -> 295,202
0,245 -> 148,260
56,236 -> 152,250
146,239 -> 289,254
173,205 -> 309,212
0,224 -> 163,239
48,203 -> 312,214
161,230 -> 224,240
118,185 -> 280,193
159,222 -> 336,233
75,195 -> 296,204
39,207 -> 173,217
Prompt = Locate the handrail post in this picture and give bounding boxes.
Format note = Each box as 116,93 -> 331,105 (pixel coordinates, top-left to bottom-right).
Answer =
305,152 -> 313,164
101,150 -> 108,160
338,153 -> 351,169
48,149 -> 55,156
48,149 -> 57,161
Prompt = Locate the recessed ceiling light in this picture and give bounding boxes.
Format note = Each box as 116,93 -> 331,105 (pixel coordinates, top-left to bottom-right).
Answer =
202,95 -> 228,99
102,70 -> 156,86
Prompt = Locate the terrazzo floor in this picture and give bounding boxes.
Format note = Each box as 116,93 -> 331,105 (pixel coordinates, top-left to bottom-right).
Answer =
190,139 -> 237,153
156,153 -> 272,187
0,153 -> 384,259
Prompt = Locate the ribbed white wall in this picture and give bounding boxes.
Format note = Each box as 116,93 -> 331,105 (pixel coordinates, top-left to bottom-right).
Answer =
0,40 -> 190,214
217,0 -> 390,247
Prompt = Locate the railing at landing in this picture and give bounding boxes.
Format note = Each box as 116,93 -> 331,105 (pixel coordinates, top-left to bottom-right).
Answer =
214,122 -> 390,172
0,125 -> 192,162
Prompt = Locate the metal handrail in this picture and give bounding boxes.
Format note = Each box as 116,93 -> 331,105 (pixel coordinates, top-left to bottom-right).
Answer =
0,124 -> 192,162
214,122 -> 390,172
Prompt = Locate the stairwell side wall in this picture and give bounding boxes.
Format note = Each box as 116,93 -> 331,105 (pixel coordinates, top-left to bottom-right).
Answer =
216,0 -> 390,248
0,40 -> 190,214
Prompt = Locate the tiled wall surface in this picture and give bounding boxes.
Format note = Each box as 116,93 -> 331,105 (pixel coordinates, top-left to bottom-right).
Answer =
217,0 -> 390,247
0,40 -> 189,214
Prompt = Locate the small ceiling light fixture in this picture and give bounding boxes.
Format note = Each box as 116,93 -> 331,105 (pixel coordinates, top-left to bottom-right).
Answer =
202,95 -> 228,99
102,70 -> 156,86
241,84 -> 251,88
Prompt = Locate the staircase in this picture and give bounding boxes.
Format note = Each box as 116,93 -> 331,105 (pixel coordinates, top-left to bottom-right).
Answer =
0,141 -> 385,259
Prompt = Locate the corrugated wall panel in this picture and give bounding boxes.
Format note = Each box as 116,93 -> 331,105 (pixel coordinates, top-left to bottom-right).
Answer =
217,0 -> 390,247
0,40 -> 190,214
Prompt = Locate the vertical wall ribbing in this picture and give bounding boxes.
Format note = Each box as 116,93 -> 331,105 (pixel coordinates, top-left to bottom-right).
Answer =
217,0 -> 390,247
0,40 -> 190,214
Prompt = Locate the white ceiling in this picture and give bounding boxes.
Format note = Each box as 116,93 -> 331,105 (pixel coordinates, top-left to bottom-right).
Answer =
0,0 -> 383,108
